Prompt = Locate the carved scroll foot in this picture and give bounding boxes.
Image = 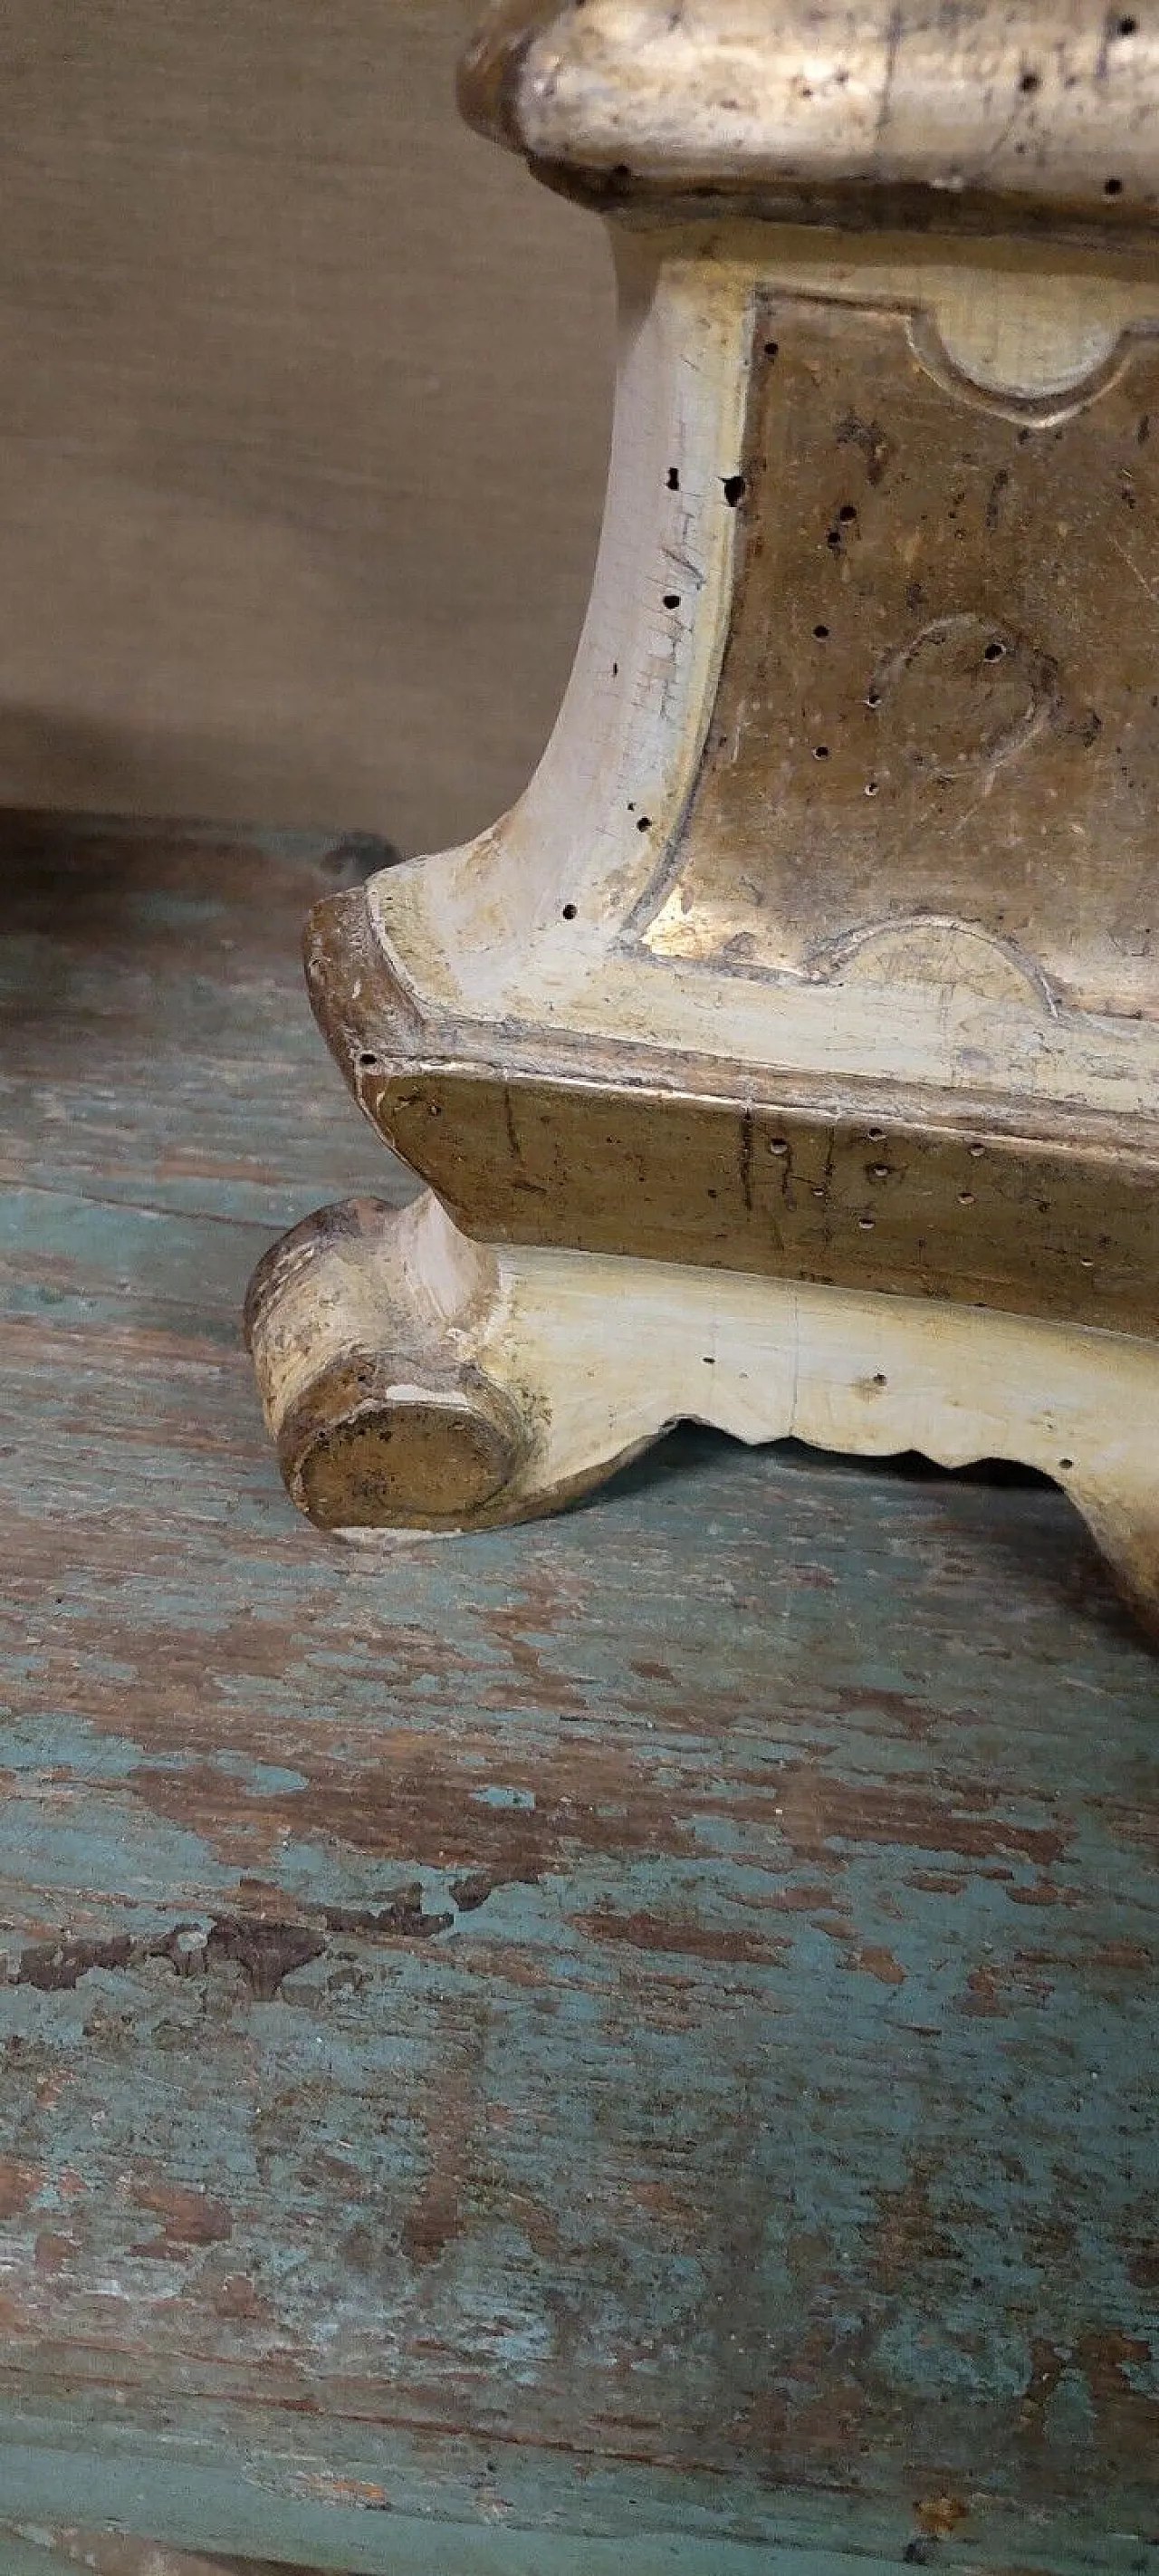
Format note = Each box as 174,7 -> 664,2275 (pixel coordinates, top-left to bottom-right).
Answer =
244,1196 -> 533,1533
247,1191 -> 1159,1637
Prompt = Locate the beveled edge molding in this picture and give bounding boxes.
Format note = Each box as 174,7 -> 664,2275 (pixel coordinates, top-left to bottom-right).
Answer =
301,885 -> 1159,1342
461,2 -> 1159,238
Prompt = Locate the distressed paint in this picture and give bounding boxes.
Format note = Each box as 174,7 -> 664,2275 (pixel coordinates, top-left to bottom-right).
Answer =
461,0 -> 1159,226
1,818 -> 1157,2569
263,74 -> 1159,1590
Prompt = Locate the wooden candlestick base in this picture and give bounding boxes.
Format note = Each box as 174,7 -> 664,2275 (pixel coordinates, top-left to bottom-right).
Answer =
247,1189 -> 1159,1637
248,3 -> 1159,1637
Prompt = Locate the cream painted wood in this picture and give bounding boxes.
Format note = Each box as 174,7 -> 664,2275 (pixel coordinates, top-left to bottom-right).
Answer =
247,2 -> 1159,1638
367,222 -> 1159,1115
250,1191 -> 1159,1632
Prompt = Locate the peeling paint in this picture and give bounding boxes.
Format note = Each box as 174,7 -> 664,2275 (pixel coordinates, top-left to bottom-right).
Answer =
0,817 -> 1155,2564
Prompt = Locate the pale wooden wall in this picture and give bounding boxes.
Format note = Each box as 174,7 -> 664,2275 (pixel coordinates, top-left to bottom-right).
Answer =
0,1 -> 614,852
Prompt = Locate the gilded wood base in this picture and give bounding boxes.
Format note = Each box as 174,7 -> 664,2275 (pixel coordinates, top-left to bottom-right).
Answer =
248,43 -> 1159,1641
246,1189 -> 1159,1639
302,882 -> 1159,1342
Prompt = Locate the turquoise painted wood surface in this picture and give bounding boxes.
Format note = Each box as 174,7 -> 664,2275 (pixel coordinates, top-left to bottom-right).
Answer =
0,815 -> 1156,2575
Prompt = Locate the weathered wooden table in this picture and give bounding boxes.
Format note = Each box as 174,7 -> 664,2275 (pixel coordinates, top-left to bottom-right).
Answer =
0,817 -> 1155,2573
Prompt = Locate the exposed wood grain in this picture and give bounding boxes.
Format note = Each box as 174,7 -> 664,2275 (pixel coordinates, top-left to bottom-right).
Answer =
0,815 -> 1156,2567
